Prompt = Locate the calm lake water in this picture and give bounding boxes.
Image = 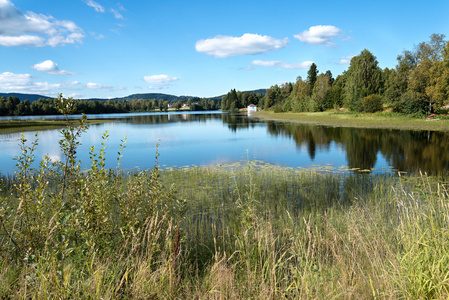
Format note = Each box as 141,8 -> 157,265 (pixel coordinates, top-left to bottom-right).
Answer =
1,111 -> 448,176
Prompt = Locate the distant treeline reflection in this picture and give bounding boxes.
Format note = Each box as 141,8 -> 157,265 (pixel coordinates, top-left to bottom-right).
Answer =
119,112 -> 260,131
265,122 -> 449,174
119,112 -> 225,125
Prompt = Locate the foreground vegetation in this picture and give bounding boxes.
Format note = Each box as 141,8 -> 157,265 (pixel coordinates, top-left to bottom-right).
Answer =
2,148 -> 449,298
255,110 -> 449,131
0,100 -> 448,299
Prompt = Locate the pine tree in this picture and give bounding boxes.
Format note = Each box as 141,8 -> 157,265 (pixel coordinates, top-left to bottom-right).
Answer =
307,63 -> 318,91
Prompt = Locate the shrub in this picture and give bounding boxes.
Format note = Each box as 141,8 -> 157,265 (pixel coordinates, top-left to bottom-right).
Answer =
360,94 -> 383,113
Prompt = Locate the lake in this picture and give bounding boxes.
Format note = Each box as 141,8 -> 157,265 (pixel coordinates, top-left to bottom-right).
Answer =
1,111 -> 448,176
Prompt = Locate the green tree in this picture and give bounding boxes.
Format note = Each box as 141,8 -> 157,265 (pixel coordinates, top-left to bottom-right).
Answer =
162,100 -> 169,112
307,63 -> 318,92
345,49 -> 383,111
427,41 -> 449,109
324,70 -> 334,86
264,85 -> 281,110
312,73 -> 332,111
403,34 -> 447,114
384,50 -> 416,111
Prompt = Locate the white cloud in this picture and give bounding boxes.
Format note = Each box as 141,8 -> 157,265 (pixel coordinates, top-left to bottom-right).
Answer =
31,60 -> 75,75
294,25 -> 343,47
0,72 -> 85,95
252,60 -> 313,69
143,75 -> 178,90
85,0 -> 104,13
195,33 -> 289,58
143,74 -> 179,84
110,8 -> 124,19
61,81 -> 81,90
338,54 -> 355,65
0,35 -> 44,46
0,0 -> 84,47
0,71 -> 60,92
86,82 -> 113,89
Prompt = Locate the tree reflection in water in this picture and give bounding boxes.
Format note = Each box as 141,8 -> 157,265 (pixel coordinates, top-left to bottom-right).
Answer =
257,121 -> 449,175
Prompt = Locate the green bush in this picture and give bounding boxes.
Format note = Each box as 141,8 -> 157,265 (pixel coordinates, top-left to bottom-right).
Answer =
360,94 -> 383,113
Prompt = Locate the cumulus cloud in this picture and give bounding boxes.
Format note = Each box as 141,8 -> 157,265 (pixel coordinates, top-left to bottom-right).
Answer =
338,54 -> 356,65
195,33 -> 289,58
85,82 -> 113,89
294,25 -> 343,47
143,74 -> 179,90
31,60 -> 75,75
0,71 -> 60,92
252,60 -> 313,69
0,72 -> 84,95
85,0 -> 104,13
143,75 -> 179,84
0,0 -> 84,47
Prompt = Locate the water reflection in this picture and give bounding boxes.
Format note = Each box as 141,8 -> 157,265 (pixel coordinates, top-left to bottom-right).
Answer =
1,111 -> 448,175
258,121 -> 449,175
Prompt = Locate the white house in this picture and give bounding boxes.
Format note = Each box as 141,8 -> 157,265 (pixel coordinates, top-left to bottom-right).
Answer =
247,104 -> 257,112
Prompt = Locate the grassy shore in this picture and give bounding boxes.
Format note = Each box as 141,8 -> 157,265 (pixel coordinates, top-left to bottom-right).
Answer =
254,110 -> 449,131
1,158 -> 449,298
0,119 -> 110,134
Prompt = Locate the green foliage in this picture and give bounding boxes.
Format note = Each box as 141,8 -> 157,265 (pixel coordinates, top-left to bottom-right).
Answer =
311,73 -> 332,111
326,86 -> 344,109
360,94 -> 383,113
307,63 -> 319,91
345,49 -> 384,111
221,89 -> 264,111
394,93 -> 429,115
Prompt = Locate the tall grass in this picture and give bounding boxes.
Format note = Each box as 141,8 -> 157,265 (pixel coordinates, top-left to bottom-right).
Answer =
1,97 -> 449,298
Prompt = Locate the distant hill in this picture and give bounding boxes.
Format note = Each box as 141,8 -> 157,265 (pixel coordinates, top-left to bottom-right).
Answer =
103,93 -> 195,102
209,89 -> 267,100
0,89 -> 267,103
0,92 -> 51,102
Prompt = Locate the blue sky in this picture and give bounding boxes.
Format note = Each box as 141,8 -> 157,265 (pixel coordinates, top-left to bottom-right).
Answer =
1,0 -> 448,99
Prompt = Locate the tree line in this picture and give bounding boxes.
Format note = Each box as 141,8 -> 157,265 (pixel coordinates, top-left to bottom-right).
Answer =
221,89 -> 265,111
223,33 -> 449,115
0,96 -> 220,116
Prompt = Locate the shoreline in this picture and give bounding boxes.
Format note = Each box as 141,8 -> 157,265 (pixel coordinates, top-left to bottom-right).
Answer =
252,111 -> 449,131
0,119 -> 110,134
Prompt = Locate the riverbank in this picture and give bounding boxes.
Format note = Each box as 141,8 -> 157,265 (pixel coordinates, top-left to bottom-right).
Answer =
254,111 -> 449,131
0,119 -> 110,133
